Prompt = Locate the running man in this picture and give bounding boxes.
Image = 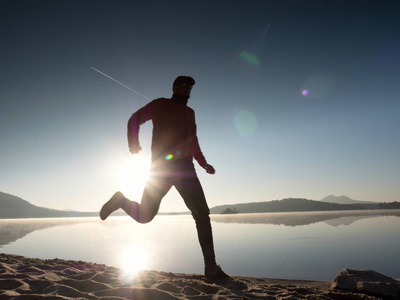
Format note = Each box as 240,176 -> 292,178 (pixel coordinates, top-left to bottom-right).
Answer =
100,76 -> 229,280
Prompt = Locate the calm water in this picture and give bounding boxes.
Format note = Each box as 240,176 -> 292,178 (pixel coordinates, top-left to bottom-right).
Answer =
1,210 -> 399,281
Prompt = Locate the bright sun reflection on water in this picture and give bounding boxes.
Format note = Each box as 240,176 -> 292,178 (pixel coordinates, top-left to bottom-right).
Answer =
119,245 -> 148,282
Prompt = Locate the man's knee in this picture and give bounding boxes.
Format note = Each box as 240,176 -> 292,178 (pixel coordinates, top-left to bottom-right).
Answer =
137,209 -> 158,224
191,207 -> 210,223
138,215 -> 155,224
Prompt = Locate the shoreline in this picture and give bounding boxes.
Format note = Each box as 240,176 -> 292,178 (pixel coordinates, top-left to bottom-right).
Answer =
2,208 -> 400,220
0,253 -> 390,299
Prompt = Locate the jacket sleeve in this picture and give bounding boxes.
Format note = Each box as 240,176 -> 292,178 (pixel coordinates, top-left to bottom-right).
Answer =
127,100 -> 156,151
190,111 -> 207,167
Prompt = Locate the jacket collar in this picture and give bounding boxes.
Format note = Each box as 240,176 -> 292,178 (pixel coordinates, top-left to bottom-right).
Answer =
171,94 -> 189,106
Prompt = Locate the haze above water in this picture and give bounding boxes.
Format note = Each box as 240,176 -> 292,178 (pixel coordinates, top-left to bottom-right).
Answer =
1,210 -> 400,281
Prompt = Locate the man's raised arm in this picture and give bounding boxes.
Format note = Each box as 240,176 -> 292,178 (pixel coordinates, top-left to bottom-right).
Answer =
127,100 -> 156,154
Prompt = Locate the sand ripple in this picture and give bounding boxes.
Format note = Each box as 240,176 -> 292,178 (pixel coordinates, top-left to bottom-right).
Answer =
0,253 -> 381,299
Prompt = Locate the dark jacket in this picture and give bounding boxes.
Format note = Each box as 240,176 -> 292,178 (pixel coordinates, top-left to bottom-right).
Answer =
127,97 -> 207,167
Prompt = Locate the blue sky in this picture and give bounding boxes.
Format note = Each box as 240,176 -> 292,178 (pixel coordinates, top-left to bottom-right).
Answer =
1,0 -> 399,212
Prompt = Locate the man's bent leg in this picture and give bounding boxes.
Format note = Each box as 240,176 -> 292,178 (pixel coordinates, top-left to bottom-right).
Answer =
121,175 -> 172,223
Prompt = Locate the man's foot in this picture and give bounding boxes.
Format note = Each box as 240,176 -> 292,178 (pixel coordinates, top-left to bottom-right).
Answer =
204,264 -> 230,280
100,192 -> 125,220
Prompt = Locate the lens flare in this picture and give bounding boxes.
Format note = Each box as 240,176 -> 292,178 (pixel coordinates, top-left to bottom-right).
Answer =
238,51 -> 260,68
301,73 -> 335,100
233,110 -> 258,136
165,150 -> 182,161
235,24 -> 270,70
377,39 -> 400,70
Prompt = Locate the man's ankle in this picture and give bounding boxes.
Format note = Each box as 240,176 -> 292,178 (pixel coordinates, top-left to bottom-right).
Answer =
205,261 -> 217,268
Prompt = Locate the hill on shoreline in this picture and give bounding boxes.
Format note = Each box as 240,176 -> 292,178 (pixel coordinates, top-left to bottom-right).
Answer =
319,195 -> 378,205
1,191 -> 399,219
0,192 -> 97,219
210,197 -> 399,214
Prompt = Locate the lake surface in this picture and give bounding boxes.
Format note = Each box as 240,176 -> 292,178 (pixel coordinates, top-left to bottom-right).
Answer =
1,210 -> 400,281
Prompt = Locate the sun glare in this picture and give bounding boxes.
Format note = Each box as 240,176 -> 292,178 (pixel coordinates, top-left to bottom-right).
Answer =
120,245 -> 148,281
116,155 -> 150,199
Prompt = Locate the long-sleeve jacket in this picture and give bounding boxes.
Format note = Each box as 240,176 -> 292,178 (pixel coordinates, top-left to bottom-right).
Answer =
127,97 -> 207,167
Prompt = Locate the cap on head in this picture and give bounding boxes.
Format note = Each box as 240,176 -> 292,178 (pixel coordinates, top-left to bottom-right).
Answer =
173,76 -> 195,87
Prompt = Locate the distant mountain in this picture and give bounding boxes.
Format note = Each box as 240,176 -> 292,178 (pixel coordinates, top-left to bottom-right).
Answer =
210,197 -> 385,214
2,191 -> 398,219
0,191 -> 185,219
320,195 -> 378,205
0,191 -> 97,219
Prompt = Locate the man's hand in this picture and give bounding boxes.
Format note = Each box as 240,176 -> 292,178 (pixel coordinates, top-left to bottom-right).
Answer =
129,145 -> 142,154
203,163 -> 215,174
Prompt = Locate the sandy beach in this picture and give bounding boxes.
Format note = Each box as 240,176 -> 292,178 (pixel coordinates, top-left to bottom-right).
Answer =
1,253 -> 389,299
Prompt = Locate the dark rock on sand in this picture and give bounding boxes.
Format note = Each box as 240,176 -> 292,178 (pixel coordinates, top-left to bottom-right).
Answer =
331,268 -> 400,299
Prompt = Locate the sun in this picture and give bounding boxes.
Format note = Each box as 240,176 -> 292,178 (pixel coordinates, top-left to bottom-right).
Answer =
116,154 -> 151,199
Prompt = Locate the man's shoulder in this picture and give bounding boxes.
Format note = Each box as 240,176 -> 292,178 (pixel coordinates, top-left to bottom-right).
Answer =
145,98 -> 168,108
150,98 -> 195,115
186,106 -> 194,113
151,97 -> 168,104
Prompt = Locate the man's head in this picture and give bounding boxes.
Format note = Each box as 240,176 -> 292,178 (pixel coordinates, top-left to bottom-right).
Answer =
172,76 -> 195,97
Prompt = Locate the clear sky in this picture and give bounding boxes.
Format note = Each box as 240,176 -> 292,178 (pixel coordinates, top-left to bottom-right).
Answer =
1,0 -> 399,212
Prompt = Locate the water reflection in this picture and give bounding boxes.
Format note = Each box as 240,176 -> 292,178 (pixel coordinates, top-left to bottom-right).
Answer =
1,212 -> 400,281
211,210 -> 400,227
0,216 -> 202,276
1,210 -> 400,249
0,217 -> 127,248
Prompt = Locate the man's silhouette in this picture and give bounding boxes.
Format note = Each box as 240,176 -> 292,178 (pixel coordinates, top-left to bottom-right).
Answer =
100,76 -> 228,280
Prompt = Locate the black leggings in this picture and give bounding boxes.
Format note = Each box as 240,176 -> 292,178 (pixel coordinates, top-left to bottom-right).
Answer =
121,160 -> 216,266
